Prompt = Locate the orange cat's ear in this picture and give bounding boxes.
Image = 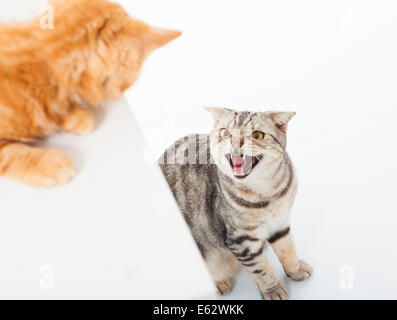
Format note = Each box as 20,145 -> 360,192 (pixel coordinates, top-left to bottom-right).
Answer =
143,27 -> 181,54
150,27 -> 181,47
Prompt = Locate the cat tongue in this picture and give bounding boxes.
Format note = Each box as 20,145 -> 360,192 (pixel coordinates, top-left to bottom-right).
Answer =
233,155 -> 247,177
232,154 -> 255,177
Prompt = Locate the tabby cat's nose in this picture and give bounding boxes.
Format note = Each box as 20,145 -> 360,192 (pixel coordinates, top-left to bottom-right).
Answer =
231,136 -> 244,153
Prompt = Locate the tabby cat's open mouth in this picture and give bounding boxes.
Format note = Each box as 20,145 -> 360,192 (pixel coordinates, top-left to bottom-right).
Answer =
225,153 -> 262,179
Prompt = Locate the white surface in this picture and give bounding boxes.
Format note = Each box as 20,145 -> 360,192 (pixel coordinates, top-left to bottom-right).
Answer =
121,0 -> 397,299
0,98 -> 216,299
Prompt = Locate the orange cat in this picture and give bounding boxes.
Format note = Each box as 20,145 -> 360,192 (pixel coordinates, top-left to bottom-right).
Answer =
0,0 -> 180,187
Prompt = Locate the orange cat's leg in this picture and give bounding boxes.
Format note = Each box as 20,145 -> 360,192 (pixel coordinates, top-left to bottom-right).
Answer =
0,143 -> 75,188
61,106 -> 96,135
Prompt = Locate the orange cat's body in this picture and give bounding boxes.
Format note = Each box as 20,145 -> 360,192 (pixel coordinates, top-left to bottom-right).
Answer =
0,0 -> 180,187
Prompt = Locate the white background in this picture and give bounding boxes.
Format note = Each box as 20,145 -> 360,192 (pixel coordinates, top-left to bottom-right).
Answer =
122,0 -> 397,299
1,0 -> 397,299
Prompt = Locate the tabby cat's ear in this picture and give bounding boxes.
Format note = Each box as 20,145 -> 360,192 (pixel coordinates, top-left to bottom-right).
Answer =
269,112 -> 296,134
204,107 -> 234,121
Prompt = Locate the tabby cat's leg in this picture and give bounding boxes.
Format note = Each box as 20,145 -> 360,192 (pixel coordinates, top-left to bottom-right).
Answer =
0,143 -> 75,187
205,248 -> 239,295
61,104 -> 95,135
269,227 -> 313,281
227,236 -> 288,300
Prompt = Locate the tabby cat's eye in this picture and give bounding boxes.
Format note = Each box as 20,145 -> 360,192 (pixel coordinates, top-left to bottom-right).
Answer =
219,128 -> 231,138
251,130 -> 265,140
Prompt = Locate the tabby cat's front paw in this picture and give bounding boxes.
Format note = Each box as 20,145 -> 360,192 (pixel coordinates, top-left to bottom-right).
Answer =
261,282 -> 288,300
216,279 -> 234,295
286,260 -> 313,281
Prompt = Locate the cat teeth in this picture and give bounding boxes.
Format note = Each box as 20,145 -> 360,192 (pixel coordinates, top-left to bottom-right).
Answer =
226,153 -> 262,179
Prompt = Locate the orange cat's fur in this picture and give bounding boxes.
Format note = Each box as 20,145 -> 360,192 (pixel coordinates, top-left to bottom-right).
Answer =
0,0 -> 180,187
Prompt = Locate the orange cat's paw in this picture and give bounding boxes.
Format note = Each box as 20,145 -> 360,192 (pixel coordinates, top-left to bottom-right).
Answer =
22,149 -> 75,188
62,108 -> 95,135
0,144 -> 75,188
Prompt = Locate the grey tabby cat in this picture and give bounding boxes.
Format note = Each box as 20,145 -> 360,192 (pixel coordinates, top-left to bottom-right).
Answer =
159,107 -> 312,300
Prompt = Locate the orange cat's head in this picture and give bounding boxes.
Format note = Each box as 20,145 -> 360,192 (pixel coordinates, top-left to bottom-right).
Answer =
44,0 -> 181,104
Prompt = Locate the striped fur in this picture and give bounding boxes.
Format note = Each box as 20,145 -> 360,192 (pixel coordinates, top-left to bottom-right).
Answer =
268,227 -> 290,243
160,108 -> 312,300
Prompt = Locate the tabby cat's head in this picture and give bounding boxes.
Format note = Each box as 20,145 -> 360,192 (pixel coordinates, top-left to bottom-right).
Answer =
207,108 -> 295,181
